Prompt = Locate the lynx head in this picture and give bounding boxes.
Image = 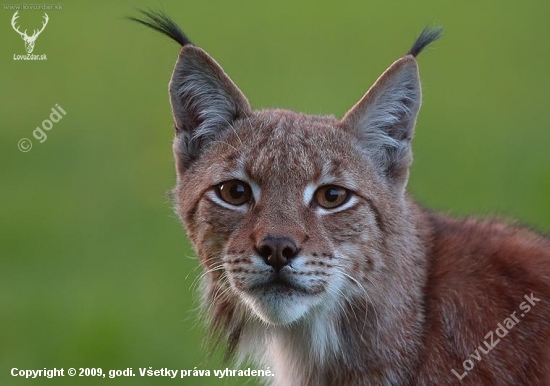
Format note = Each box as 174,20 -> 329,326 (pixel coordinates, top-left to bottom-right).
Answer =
130,10 -> 441,357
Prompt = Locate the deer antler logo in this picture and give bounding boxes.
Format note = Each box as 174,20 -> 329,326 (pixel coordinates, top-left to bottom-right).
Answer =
11,11 -> 49,54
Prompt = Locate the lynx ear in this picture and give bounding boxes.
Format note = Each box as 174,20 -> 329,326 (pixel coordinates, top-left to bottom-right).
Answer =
341,26 -> 442,191
341,55 -> 421,190
170,46 -> 252,169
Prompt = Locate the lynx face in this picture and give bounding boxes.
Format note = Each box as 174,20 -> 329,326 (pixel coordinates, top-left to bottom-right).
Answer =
177,111 -> 399,325
161,24 -> 428,331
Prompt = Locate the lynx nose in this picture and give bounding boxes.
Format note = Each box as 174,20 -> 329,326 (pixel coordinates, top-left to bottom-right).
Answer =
257,236 -> 299,271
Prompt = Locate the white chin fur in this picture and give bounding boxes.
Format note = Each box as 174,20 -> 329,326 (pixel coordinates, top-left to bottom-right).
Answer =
241,291 -> 322,325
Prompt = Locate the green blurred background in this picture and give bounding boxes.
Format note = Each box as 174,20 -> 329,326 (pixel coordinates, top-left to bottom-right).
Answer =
1,0 -> 549,385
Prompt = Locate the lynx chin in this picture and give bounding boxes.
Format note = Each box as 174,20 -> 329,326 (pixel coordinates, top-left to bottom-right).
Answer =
130,10 -> 550,386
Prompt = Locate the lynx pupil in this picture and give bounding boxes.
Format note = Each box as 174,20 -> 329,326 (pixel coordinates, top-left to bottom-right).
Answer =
325,188 -> 340,202
230,184 -> 245,199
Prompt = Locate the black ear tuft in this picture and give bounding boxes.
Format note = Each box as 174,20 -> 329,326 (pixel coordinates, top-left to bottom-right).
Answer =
408,26 -> 443,57
127,9 -> 192,47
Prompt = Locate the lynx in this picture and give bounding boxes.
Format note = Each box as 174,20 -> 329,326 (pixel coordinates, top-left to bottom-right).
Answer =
130,11 -> 550,385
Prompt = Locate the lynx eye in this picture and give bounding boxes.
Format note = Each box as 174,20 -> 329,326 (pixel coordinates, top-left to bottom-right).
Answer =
314,185 -> 350,209
216,180 -> 252,206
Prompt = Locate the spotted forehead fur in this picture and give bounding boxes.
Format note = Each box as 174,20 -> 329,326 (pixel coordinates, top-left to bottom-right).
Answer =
196,110 -> 381,190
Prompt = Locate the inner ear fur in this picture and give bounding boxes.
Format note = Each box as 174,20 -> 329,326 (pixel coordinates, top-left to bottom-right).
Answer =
340,56 -> 422,191
169,46 -> 251,170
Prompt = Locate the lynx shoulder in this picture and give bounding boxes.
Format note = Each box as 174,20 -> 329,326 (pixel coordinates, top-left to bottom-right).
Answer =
130,10 -> 550,385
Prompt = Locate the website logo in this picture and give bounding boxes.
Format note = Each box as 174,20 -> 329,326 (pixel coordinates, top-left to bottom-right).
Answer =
11,11 -> 48,60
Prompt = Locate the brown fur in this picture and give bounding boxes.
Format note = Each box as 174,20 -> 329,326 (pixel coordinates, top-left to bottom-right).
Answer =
414,213 -> 550,385
131,14 -> 550,385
